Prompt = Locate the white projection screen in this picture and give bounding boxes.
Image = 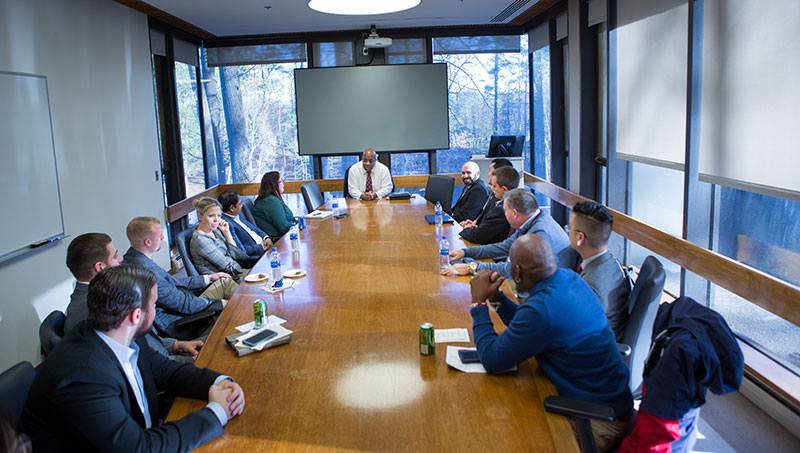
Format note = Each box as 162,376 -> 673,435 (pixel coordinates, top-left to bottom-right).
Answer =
294,63 -> 450,155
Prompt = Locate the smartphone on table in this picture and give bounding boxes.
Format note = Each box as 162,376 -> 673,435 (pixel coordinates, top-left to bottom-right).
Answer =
242,329 -> 277,347
458,349 -> 481,364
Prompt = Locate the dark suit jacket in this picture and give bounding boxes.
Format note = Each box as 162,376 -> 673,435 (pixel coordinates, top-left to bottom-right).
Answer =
222,213 -> 267,258
450,179 -> 489,222
122,248 -> 215,332
459,197 -> 511,245
63,281 -> 89,335
580,251 -> 631,341
22,323 -> 223,452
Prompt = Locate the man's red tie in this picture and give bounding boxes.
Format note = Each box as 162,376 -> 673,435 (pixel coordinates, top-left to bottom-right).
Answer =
576,263 -> 583,273
365,171 -> 373,193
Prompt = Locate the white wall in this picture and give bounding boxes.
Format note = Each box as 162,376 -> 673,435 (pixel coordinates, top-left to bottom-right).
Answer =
0,0 -> 170,370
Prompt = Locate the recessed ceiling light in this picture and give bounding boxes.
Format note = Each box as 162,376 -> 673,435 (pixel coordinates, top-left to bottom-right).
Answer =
308,0 -> 421,16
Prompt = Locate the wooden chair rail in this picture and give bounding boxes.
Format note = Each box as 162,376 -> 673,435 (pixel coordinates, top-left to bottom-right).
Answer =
165,174 -> 462,223
523,173 -> 800,328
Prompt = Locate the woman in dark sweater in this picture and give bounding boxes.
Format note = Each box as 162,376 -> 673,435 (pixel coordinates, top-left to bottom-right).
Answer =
252,171 -> 295,240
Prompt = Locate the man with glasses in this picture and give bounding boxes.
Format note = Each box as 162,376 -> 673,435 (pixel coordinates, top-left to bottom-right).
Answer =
218,189 -> 272,260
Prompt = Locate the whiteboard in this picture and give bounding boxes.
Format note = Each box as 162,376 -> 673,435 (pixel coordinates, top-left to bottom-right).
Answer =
0,72 -> 65,263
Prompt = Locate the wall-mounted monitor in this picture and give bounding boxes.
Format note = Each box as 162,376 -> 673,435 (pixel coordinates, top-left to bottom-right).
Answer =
294,63 -> 449,155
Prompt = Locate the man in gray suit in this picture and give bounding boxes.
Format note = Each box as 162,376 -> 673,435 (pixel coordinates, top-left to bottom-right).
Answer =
64,233 -> 203,361
122,217 -> 237,340
569,201 -> 631,340
443,188 -> 576,280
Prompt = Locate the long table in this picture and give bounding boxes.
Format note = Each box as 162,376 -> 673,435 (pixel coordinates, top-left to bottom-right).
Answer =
167,196 -> 579,452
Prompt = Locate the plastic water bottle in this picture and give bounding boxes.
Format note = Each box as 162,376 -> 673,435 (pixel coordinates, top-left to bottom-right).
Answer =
270,248 -> 282,286
289,225 -> 300,252
439,235 -> 450,270
332,200 -> 340,218
434,201 -> 443,229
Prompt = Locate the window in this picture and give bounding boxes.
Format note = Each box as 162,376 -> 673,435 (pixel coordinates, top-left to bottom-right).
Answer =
710,187 -> 800,374
531,45 -> 551,208
432,35 -> 530,174
313,42 -> 354,67
200,45 -> 312,186
174,61 -> 205,197
627,162 -> 684,294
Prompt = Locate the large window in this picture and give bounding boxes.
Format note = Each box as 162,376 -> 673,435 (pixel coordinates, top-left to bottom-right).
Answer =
174,61 -> 205,197
433,35 -> 530,174
711,187 -> 800,374
199,45 -> 312,186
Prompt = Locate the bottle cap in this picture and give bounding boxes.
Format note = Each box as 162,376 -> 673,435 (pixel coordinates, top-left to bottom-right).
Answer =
272,247 -> 278,252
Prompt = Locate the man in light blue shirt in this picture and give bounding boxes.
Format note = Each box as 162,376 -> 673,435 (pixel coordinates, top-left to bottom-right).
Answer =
23,265 -> 245,452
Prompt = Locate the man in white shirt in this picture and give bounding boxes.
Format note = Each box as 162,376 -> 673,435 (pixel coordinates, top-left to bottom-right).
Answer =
23,265 -> 245,451
347,148 -> 393,200
218,189 -> 272,259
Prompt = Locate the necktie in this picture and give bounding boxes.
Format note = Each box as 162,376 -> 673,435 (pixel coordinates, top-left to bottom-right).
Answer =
576,262 -> 583,274
365,170 -> 373,193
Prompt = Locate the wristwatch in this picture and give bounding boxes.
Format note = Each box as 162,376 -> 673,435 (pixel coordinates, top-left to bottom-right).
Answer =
468,262 -> 478,275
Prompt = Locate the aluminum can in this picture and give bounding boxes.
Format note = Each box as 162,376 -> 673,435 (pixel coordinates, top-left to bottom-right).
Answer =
419,322 -> 435,355
253,299 -> 268,328
297,216 -> 306,230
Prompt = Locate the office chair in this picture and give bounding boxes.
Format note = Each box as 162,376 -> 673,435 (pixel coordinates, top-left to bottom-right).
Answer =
343,165 -> 352,198
0,361 -> 35,423
242,198 -> 256,225
176,227 -> 199,277
619,256 -> 666,397
39,310 -> 66,357
300,181 -> 324,213
424,175 -> 455,212
544,296 -> 743,453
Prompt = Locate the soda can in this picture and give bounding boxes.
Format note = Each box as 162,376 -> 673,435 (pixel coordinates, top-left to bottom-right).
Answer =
297,216 -> 306,230
253,299 -> 268,328
419,322 -> 435,355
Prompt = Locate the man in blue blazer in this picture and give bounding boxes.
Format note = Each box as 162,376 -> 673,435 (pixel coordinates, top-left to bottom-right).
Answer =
218,189 -> 272,259
23,266 -> 245,452
122,217 -> 236,340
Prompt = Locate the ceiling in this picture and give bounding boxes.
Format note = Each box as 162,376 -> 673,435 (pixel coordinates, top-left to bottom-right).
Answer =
118,0 -> 558,39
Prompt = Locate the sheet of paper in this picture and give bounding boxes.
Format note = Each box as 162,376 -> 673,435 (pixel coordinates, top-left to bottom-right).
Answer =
304,210 -> 333,219
445,346 -> 517,374
235,315 -> 287,333
434,328 -> 470,343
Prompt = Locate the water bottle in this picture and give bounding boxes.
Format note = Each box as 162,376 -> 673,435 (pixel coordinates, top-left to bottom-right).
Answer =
289,225 -> 300,252
270,248 -> 282,287
434,201 -> 443,229
332,200 -> 340,218
439,235 -> 450,270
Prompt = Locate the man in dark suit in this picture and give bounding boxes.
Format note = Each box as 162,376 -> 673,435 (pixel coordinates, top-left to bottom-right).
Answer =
450,161 -> 488,222
23,265 -> 245,452
64,233 -> 203,361
568,201 -> 631,340
218,189 -> 272,260
122,217 -> 236,340
459,166 -> 515,244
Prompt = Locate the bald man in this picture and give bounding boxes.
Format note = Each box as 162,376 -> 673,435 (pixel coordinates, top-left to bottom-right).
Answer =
347,148 -> 393,200
450,161 -> 488,222
468,235 -> 633,451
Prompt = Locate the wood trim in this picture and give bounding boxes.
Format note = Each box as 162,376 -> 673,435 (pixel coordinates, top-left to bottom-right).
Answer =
114,0 -> 216,39
739,340 -> 800,409
164,186 -> 222,223
523,172 -> 800,328
510,0 -> 563,27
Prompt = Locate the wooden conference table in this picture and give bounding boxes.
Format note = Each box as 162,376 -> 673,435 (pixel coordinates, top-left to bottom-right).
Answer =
168,196 -> 579,452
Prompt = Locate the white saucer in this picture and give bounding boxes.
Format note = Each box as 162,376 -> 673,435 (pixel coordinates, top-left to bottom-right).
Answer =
283,269 -> 306,278
244,273 -> 269,283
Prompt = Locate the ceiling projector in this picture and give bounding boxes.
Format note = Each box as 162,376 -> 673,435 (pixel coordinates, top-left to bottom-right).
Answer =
364,26 -> 392,48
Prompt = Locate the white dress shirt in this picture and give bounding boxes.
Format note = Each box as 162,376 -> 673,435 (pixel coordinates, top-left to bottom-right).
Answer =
347,161 -> 393,198
233,214 -> 264,244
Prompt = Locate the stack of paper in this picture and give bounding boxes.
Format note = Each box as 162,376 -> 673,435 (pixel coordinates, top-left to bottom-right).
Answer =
304,210 -> 333,219
225,316 -> 292,357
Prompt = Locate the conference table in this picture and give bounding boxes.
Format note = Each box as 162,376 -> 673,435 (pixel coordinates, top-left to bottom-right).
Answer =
167,196 -> 579,452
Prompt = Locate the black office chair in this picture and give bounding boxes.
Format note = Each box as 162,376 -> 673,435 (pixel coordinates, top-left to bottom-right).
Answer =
424,175 -> 455,212
39,310 -> 66,357
343,165 -> 352,198
619,256 -> 666,396
301,181 -> 324,213
176,227 -> 199,277
242,198 -> 256,225
0,361 -> 35,423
